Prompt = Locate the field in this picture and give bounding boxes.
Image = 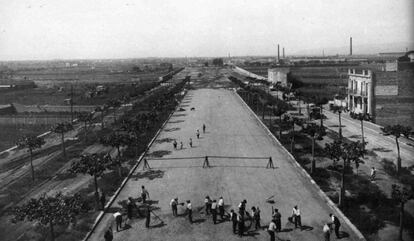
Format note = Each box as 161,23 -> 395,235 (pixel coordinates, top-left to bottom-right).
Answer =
0,124 -> 52,151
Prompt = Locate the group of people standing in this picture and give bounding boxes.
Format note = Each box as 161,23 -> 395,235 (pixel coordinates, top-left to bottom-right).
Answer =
172,124 -> 206,150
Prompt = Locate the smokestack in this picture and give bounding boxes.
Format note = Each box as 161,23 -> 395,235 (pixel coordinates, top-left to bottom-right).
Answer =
283,47 -> 285,58
350,37 -> 353,56
277,44 -> 280,63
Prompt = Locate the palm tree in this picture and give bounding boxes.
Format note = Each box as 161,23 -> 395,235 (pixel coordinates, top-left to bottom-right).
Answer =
272,102 -> 288,139
95,105 -> 108,129
52,122 -> 73,162
302,122 -> 326,174
355,113 -> 368,151
391,184 -> 414,241
100,132 -> 135,177
107,99 -> 121,123
77,112 -> 93,141
331,105 -> 347,141
16,135 -> 45,181
314,97 -> 329,127
381,125 -> 412,175
286,116 -> 305,154
325,140 -> 364,207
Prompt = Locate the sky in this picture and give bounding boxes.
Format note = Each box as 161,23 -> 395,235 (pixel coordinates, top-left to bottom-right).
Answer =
0,0 -> 413,60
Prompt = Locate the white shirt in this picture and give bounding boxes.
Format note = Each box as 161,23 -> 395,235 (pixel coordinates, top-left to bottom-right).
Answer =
113,212 -> 121,218
187,203 -> 192,210
331,215 -> 335,223
211,202 -> 217,209
170,199 -> 177,206
323,224 -> 330,233
218,198 -> 224,206
268,221 -> 277,232
292,208 -> 300,216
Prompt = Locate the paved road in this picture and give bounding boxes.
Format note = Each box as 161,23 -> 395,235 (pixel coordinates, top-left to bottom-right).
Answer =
88,80 -> 362,241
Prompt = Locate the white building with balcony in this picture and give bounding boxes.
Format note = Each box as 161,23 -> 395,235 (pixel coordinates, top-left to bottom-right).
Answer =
347,69 -> 373,116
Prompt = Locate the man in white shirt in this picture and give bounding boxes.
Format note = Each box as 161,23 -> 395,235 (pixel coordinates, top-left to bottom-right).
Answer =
211,200 -> 218,224
218,196 -> 225,220
323,223 -> 331,241
186,200 -> 192,223
268,218 -> 277,241
113,211 -> 122,232
292,205 -> 301,229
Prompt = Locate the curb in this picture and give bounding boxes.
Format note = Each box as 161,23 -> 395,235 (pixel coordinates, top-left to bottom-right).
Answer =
233,90 -> 366,241
83,96 -> 183,241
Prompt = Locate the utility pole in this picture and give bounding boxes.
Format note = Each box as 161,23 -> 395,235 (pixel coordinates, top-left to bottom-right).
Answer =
70,85 -> 74,123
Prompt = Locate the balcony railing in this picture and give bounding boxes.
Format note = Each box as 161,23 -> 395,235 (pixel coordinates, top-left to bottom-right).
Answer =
347,89 -> 368,96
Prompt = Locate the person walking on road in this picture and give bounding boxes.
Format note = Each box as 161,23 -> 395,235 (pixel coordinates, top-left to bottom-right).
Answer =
292,205 -> 302,229
323,223 -> 331,241
252,206 -> 261,230
170,198 -> 178,216
272,208 -> 281,232
218,196 -> 225,220
180,141 -> 183,149
141,186 -> 149,203
189,138 -> 193,148
211,199 -> 218,224
230,209 -> 238,234
145,205 -> 151,228
204,196 -> 212,215
104,227 -> 113,241
370,167 -> 376,181
330,213 -> 341,238
237,211 -> 244,237
113,211 -> 123,232
268,218 -> 277,241
196,129 -> 200,139
173,140 -> 177,149
203,124 -> 206,133
186,200 -> 193,223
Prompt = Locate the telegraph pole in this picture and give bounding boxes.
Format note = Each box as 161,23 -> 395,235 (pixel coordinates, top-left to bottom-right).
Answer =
70,85 -> 74,123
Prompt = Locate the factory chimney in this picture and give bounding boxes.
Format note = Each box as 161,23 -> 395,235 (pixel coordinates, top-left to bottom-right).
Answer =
350,37 -> 353,56
277,44 -> 280,63
283,47 -> 285,58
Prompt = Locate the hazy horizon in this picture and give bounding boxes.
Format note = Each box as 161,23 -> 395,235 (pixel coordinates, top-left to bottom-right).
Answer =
1,0 -> 413,61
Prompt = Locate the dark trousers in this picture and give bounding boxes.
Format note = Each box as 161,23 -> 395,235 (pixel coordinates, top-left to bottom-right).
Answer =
254,218 -> 261,230
205,203 -> 211,215
172,206 -> 177,216
294,215 -> 301,228
238,221 -> 244,236
188,210 -> 193,223
275,219 -> 281,232
219,206 -> 224,219
324,231 -> 330,241
141,193 -> 146,203
268,230 -> 275,241
232,221 -> 238,234
334,224 -> 340,238
212,209 -> 217,224
115,216 -> 122,231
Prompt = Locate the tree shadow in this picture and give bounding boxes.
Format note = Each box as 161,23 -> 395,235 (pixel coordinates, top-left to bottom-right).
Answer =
172,114 -> 187,117
192,218 -> 206,224
348,134 -> 361,139
164,127 -> 180,132
300,225 -> 313,231
131,169 -> 165,180
244,231 -> 260,237
155,138 -> 176,144
147,150 -> 171,158
168,120 -> 185,124
279,228 -> 293,232
372,147 -> 392,152
150,222 -> 166,228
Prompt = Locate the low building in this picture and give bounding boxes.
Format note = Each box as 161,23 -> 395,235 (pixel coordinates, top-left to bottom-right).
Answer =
268,68 -> 290,87
347,51 -> 414,126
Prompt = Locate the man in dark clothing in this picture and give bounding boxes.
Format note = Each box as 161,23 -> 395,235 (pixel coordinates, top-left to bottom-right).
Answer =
202,124 -> 206,133
141,186 -> 149,203
204,196 -> 212,215
330,213 -> 341,238
170,198 -> 178,216
230,209 -> 238,234
238,211 -> 244,237
211,200 -> 218,224
113,211 -> 122,232
104,227 -> 113,241
145,206 -> 151,228
126,197 -> 135,220
272,208 -> 282,232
